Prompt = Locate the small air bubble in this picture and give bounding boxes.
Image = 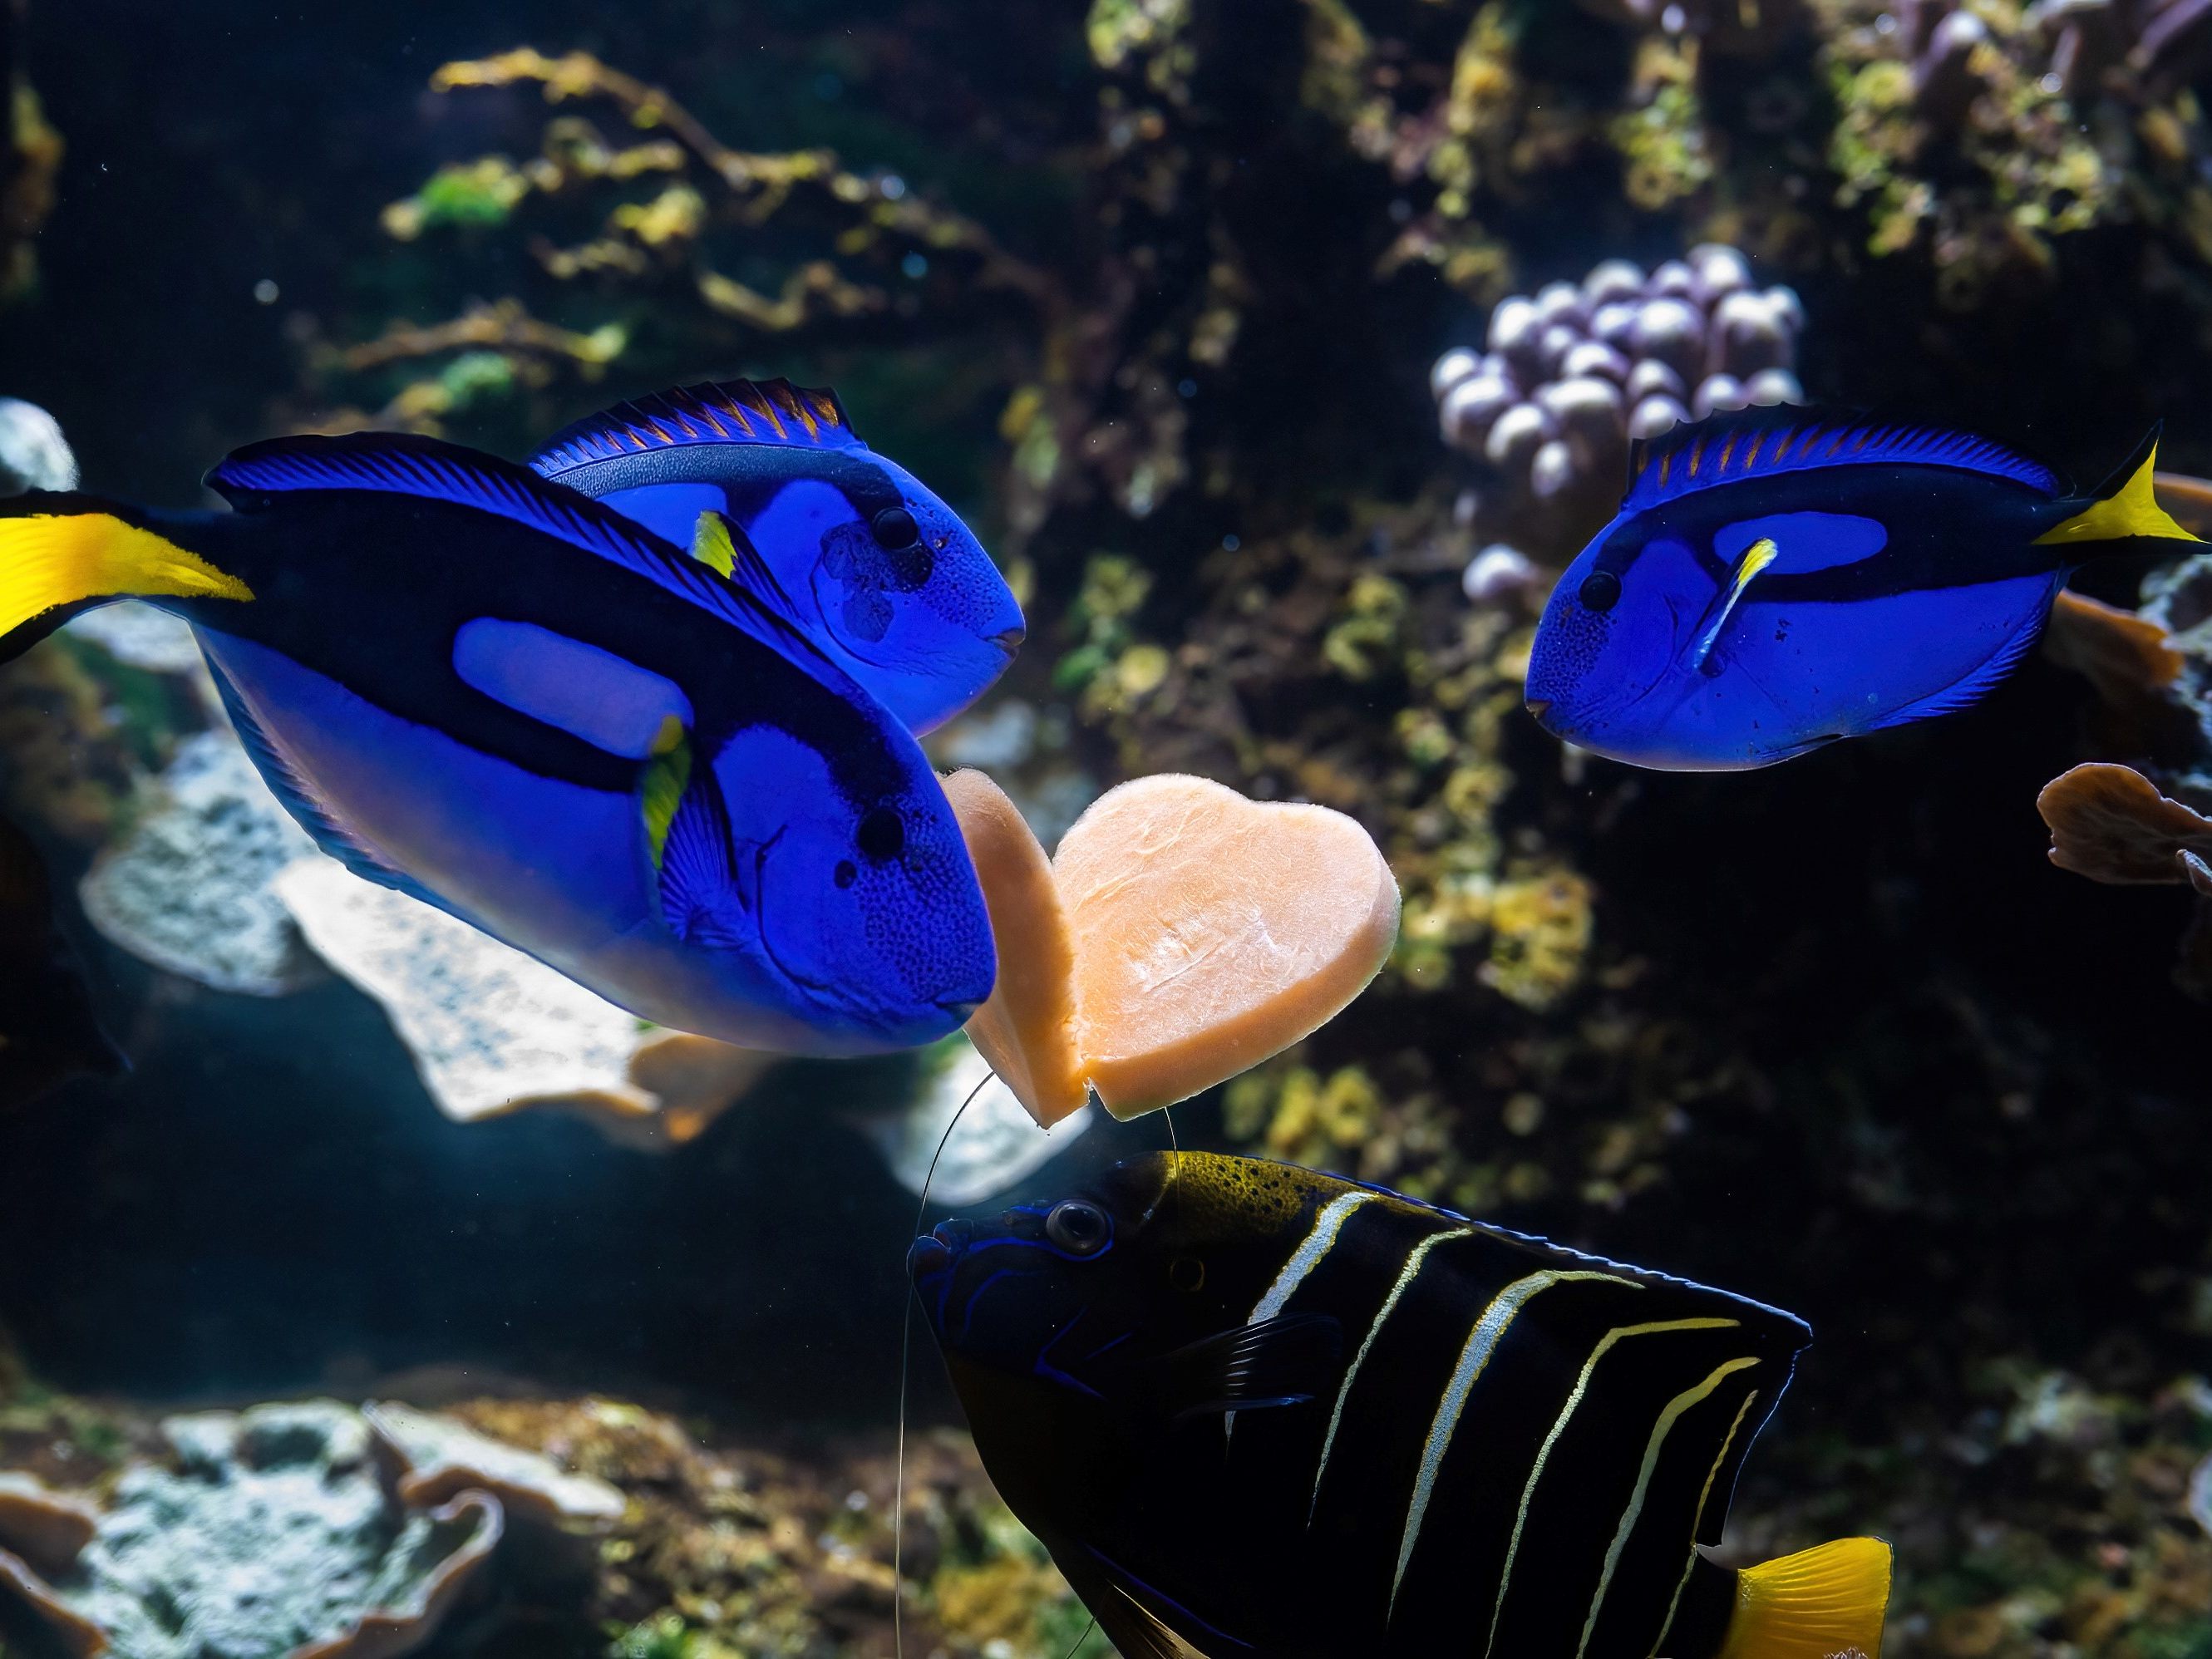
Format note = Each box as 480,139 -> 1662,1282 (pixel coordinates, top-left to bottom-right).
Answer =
880,174 -> 908,200
1874,11 -> 1897,32
1177,377 -> 1198,397
2040,71 -> 2062,95
253,279 -> 279,305
1221,533 -> 1242,552
901,252 -> 929,279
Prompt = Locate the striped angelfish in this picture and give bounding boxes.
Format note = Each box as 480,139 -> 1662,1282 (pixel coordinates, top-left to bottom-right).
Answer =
910,1152 -> 1889,1659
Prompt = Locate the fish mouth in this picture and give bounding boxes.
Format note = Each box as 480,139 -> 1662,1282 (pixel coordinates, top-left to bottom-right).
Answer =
1525,697 -> 1552,721
907,1233 -> 954,1281
988,625 -> 1026,657
909,1217 -> 975,1283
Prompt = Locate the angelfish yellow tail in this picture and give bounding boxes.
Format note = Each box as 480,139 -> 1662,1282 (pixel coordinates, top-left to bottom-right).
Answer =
0,502 -> 252,661
1715,1536 -> 1892,1659
2035,431 -> 2201,548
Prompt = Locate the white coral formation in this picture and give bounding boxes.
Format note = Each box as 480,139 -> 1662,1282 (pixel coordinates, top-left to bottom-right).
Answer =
1431,246 -> 1806,580
0,1402 -> 507,1659
273,855 -> 775,1145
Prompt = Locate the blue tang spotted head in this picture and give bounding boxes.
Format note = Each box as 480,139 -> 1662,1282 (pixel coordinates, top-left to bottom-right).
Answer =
1525,411 -> 2201,770
531,378 -> 1022,735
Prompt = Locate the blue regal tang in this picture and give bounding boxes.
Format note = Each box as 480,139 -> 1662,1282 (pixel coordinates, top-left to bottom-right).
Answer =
530,378 -> 1025,735
1525,411 -> 2201,770
0,430 -> 997,1055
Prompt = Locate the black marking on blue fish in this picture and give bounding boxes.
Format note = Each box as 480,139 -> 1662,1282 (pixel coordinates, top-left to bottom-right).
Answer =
204,431 -> 835,681
142,490 -> 923,818
197,638 -> 442,907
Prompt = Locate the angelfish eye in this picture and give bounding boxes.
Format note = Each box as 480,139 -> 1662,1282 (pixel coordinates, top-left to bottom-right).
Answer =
871,506 -> 920,550
1045,1199 -> 1111,1256
857,809 -> 904,861
1578,569 -> 1622,612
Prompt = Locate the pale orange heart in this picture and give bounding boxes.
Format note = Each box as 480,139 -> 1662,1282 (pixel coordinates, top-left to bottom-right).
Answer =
947,770 -> 1400,1124
940,769 -> 1086,1125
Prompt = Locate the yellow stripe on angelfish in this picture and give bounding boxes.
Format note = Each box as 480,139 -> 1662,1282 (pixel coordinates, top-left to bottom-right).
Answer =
691,510 -> 737,578
1690,536 -> 1780,672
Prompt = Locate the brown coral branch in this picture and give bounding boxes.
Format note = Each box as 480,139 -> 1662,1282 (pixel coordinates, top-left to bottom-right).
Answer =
428,47 -> 1061,307
696,261 -> 883,332
336,299 -> 622,375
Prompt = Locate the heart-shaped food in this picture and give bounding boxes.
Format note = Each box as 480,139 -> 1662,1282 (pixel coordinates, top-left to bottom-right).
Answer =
940,770 -> 1086,1125
947,770 -> 1400,1124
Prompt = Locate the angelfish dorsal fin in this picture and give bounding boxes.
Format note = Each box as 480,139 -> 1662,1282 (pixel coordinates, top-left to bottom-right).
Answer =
530,378 -> 865,480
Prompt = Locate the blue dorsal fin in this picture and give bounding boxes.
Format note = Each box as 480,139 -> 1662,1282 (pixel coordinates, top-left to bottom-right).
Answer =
205,431 -> 840,677
1623,408 -> 2066,512
529,378 -> 865,480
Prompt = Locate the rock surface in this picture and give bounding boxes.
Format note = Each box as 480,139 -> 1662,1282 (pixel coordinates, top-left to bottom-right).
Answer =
273,857 -> 776,1142
0,1401 -> 501,1659
78,731 -> 325,997
858,1036 -> 1094,1207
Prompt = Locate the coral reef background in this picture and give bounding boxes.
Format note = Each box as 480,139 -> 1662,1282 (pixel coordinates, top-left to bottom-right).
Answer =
2,0 -> 2211,1654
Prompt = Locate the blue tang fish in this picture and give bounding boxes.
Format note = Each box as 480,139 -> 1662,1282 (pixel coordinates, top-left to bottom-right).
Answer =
0,432 -> 996,1055
530,377 -> 1024,734
1525,412 -> 2201,770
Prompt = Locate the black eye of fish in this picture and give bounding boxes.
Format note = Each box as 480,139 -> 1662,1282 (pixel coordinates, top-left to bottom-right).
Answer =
857,809 -> 904,861
871,506 -> 920,550
1168,1256 -> 1205,1292
1579,569 -> 1622,613
834,859 -> 857,889
1045,1200 -> 1110,1256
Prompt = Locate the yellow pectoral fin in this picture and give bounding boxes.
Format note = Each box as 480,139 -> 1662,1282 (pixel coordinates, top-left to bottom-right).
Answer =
1692,536 -> 1780,672
0,512 -> 252,643
691,510 -> 737,578
2036,442 -> 2202,546
641,724 -> 692,869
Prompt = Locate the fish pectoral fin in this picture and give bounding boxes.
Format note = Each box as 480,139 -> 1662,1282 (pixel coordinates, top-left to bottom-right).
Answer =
1690,536 -> 1780,673
654,752 -> 753,948
692,509 -> 813,638
1057,1549 -> 1239,1659
1154,1312 -> 1342,1426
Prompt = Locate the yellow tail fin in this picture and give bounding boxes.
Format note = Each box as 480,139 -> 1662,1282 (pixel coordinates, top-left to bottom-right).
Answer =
1716,1537 -> 1892,1659
0,510 -> 253,647
2035,438 -> 2201,547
